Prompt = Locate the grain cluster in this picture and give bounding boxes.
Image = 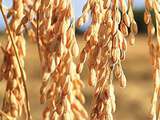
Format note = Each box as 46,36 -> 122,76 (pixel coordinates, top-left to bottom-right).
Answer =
32,0 -> 88,120
77,0 -> 137,119
144,0 -> 160,120
0,0 -> 32,119
3,0 -> 160,120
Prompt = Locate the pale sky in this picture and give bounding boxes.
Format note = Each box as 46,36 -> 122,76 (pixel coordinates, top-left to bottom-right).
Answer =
0,0 -> 145,30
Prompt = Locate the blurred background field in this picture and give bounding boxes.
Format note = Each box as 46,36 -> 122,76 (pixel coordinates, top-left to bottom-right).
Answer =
0,0 -> 157,120
0,34 -> 154,120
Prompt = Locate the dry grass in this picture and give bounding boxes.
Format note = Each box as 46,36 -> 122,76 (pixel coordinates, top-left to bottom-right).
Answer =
0,34 -> 153,120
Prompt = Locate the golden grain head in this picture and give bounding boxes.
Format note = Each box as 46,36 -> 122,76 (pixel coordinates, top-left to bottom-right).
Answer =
2,0 -> 160,120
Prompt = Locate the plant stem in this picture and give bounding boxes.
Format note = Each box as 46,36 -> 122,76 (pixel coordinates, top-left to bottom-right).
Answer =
0,5 -> 32,120
36,9 -> 42,64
